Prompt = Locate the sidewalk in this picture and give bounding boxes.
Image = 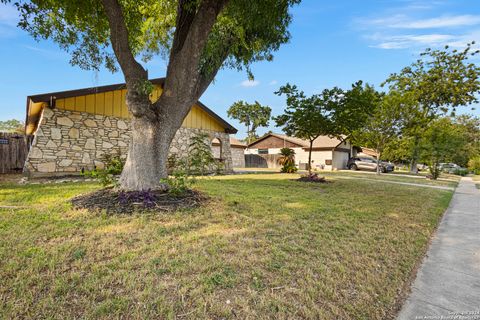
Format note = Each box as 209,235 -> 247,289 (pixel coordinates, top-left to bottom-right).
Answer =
398,177 -> 480,319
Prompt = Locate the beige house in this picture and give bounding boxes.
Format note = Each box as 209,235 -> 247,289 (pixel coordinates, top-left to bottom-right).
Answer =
246,133 -> 353,170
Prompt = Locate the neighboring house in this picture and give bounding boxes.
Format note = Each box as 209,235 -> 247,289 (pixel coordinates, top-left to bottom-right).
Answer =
246,133 -> 353,170
355,147 -> 378,159
213,137 -> 246,168
24,78 -> 237,177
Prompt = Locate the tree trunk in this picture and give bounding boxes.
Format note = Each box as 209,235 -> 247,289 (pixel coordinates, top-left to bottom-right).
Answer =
308,140 -> 313,173
410,136 -> 420,174
119,116 -> 173,191
376,151 -> 381,175
429,157 -> 439,180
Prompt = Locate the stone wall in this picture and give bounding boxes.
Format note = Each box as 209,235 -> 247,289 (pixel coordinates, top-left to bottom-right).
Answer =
231,146 -> 245,168
24,107 -> 232,176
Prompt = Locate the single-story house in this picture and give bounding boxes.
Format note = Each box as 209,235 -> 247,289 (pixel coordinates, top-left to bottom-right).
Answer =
24,78 -> 237,177
245,133 -> 353,170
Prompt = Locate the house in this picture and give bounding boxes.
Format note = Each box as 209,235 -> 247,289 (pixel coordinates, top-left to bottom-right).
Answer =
213,137 -> 247,168
23,78 -> 237,177
245,133 -> 353,170
355,147 -> 378,159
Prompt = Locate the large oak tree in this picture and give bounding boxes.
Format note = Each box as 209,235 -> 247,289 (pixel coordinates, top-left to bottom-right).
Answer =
4,0 -> 300,190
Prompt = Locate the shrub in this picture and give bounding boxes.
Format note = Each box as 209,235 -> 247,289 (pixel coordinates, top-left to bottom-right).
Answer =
188,133 -> 219,176
162,157 -> 193,196
453,168 -> 469,176
278,148 -> 297,173
468,157 -> 480,175
83,154 -> 125,187
163,133 -> 220,194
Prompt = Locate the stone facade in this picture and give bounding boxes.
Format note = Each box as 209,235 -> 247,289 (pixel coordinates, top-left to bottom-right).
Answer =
24,107 -> 233,176
231,146 -> 246,168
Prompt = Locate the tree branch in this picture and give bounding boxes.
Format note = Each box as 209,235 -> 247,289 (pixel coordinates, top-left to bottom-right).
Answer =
161,0 -> 229,102
101,0 -> 147,84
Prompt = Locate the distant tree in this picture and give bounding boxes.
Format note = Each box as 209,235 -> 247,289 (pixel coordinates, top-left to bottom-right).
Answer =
419,118 -> 467,179
351,91 -> 406,175
5,0 -> 301,191
227,101 -> 271,144
454,115 -> 480,165
274,82 -> 376,173
0,119 -> 24,133
384,43 -> 480,173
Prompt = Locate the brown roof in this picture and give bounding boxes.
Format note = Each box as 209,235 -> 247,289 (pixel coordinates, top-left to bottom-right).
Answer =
358,147 -> 378,157
248,133 -> 345,149
212,136 -> 247,148
229,137 -> 247,147
26,77 -> 237,134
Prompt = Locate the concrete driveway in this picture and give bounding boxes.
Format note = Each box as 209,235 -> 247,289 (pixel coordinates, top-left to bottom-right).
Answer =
397,177 -> 480,319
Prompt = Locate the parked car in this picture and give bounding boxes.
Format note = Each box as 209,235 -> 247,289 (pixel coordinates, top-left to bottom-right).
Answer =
347,157 -> 394,173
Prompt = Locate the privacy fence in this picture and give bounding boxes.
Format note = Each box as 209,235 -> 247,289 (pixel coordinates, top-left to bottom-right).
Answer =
245,154 -> 282,168
0,132 -> 29,174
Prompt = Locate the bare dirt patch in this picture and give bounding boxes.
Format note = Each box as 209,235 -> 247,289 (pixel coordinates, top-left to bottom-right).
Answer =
71,188 -> 208,214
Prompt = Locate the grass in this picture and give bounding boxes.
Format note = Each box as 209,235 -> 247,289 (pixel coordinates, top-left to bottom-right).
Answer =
0,173 -> 453,319
321,171 -> 460,188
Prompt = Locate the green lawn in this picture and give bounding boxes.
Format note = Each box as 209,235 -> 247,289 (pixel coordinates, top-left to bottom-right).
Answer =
0,174 -> 453,319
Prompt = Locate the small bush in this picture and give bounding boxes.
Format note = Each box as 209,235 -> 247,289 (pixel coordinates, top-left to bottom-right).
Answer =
453,168 -> 469,176
280,163 -> 298,173
163,133 -> 220,194
163,155 -> 195,195
468,157 -> 480,175
297,172 -> 327,183
278,148 -> 297,173
83,154 -> 125,187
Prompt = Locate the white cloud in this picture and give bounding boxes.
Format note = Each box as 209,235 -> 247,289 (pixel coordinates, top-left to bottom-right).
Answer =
376,15 -> 480,29
370,33 -> 455,49
269,80 -> 278,85
357,8 -> 480,51
240,79 -> 260,87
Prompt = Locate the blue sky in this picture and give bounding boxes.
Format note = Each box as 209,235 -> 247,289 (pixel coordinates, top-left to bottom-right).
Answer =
0,0 -> 479,138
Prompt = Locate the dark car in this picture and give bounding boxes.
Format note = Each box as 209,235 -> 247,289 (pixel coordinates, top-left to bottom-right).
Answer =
347,157 -> 394,173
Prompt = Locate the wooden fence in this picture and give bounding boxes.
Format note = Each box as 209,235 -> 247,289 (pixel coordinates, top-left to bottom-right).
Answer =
0,133 -> 29,174
245,154 -> 282,168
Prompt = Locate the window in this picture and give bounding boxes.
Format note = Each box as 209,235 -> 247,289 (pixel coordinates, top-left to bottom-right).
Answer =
325,159 -> 332,165
258,149 -> 268,154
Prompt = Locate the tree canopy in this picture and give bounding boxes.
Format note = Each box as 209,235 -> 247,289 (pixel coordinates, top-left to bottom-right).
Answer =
2,0 -> 301,190
0,119 -> 24,133
382,44 -> 480,172
227,101 -> 271,144
7,0 -> 300,77
351,91 -> 406,174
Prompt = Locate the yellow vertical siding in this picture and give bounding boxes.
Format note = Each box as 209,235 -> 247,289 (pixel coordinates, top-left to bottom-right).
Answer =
85,94 -> 95,113
113,90 -> 122,117
53,87 -> 227,132
104,91 -> 113,116
95,93 -> 104,114
75,95 -> 85,112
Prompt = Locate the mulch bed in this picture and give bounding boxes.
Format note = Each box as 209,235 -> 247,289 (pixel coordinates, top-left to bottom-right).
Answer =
71,188 -> 208,214
296,173 -> 328,183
